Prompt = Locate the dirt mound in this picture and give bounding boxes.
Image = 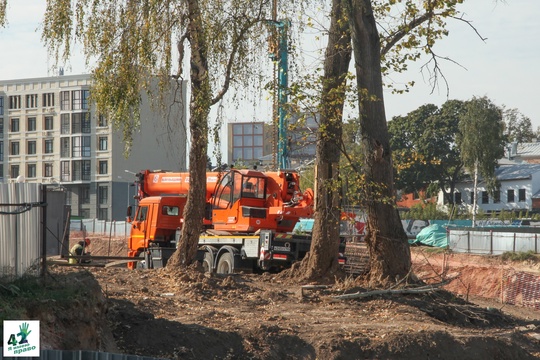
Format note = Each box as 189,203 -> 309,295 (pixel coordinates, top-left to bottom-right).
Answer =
44,238 -> 540,359
27,269 -> 117,352
40,264 -> 538,359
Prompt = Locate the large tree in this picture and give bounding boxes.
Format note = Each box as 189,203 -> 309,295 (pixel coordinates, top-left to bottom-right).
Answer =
389,100 -> 467,204
304,0 -> 471,285
298,0 -> 352,279
503,106 -> 535,143
39,0 -> 270,266
345,0 -> 411,285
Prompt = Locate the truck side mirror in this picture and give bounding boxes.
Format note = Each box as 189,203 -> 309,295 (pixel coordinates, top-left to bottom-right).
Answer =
127,205 -> 133,223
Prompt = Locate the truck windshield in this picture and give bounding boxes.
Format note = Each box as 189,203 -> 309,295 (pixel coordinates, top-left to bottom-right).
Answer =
213,173 -> 233,209
136,206 -> 148,221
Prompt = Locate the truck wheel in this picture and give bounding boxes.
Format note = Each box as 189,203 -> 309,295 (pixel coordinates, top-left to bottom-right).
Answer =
216,253 -> 234,274
136,252 -> 147,269
202,251 -> 214,273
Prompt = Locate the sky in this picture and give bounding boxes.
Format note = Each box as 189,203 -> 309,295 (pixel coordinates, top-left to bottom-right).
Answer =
1,0 -> 539,129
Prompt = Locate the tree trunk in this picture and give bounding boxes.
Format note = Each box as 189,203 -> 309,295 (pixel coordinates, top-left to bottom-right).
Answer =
300,0 -> 352,280
346,0 -> 411,286
167,0 -> 210,268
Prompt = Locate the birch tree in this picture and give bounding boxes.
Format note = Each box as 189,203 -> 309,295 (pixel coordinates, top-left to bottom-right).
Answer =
39,0 -> 271,266
457,96 -> 504,226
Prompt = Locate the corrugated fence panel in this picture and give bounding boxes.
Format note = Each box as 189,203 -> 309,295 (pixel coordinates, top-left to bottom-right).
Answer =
0,348 -> 167,360
448,227 -> 540,255
0,183 -> 42,278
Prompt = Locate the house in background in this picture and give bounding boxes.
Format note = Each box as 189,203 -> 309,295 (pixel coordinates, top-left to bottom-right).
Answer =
437,164 -> 540,215
505,141 -> 540,164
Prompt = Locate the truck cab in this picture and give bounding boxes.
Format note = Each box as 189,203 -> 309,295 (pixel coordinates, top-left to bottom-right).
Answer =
127,196 -> 185,268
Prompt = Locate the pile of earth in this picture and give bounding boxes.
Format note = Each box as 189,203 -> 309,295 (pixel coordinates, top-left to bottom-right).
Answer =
38,238 -> 540,359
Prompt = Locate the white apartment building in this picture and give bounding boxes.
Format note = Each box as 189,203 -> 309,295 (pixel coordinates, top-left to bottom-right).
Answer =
0,74 -> 187,221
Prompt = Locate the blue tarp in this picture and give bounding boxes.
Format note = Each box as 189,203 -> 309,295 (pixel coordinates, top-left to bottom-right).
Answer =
409,224 -> 449,247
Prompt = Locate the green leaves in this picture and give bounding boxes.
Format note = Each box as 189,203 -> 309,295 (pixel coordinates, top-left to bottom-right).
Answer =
0,0 -> 7,28
458,96 -> 505,195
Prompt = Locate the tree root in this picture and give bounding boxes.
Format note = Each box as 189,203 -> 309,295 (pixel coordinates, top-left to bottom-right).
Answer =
333,279 -> 452,300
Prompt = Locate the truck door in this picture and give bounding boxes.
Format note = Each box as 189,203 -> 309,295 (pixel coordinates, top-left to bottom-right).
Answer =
212,171 -> 242,226
133,205 -> 149,238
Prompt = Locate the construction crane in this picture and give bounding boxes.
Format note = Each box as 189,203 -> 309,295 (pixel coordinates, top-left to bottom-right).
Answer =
269,10 -> 289,170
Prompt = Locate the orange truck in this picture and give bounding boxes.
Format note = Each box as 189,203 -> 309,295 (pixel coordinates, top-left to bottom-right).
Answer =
127,168 -> 346,272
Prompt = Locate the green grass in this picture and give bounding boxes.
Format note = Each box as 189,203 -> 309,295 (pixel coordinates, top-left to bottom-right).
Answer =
0,274 -> 86,322
500,250 -> 539,263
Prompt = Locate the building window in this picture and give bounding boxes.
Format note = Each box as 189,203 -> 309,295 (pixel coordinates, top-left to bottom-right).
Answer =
44,163 -> 53,178
494,191 -> 501,204
481,191 -> 489,204
10,141 -> 19,155
82,136 -> 91,157
44,116 -> 54,130
82,113 -> 91,133
507,189 -> 515,203
98,114 -> 108,127
65,190 -> 72,205
72,136 -> 81,157
72,90 -> 90,110
27,164 -> 36,178
82,90 -> 90,110
519,189 -> 526,202
0,96 -> 4,115
10,118 -> 19,132
98,208 -> 108,221
27,117 -> 36,132
43,139 -> 54,154
98,185 -> 108,205
60,137 -> 70,157
27,140 -> 36,155
71,136 -> 90,157
61,161 -> 70,182
9,95 -> 21,109
99,137 -> 108,151
0,141 -> 3,161
60,91 -> 70,110
99,160 -> 108,175
80,185 -> 90,204
61,114 -> 70,134
26,94 -> 38,108
72,160 -> 82,181
72,90 -> 82,110
454,192 -> 461,204
82,160 -> 91,180
72,113 -> 82,133
470,192 -> 474,204
0,118 -> 3,134
10,165 -> 19,178
42,93 -> 55,107
80,209 -> 90,219
231,122 -> 264,162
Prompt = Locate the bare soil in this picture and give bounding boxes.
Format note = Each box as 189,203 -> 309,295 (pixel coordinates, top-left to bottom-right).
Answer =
40,237 -> 540,359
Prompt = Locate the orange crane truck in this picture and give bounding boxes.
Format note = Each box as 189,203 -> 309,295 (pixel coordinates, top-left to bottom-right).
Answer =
126,168 -> 346,272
